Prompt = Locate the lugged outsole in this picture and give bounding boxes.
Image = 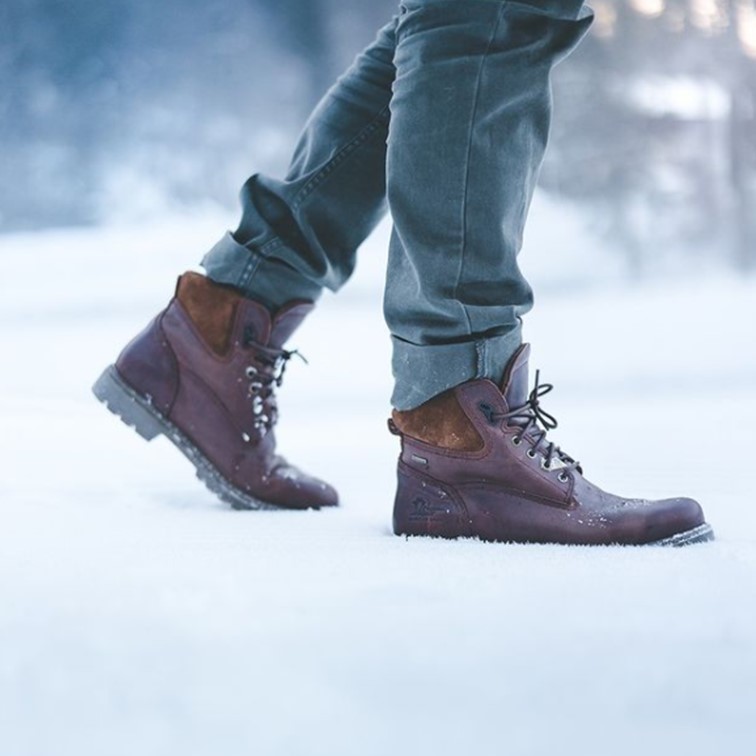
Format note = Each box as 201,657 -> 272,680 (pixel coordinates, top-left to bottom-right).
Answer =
393,463 -> 716,547
396,525 -> 717,547
92,364 -> 313,511
648,522 -> 715,547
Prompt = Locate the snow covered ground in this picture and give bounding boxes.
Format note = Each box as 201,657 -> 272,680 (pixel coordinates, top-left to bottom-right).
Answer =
1,198 -> 755,756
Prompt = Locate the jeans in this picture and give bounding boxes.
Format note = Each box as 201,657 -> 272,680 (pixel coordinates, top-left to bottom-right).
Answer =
201,0 -> 593,409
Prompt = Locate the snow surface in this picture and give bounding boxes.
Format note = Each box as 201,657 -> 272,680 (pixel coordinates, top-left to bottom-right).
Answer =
1,196 -> 755,756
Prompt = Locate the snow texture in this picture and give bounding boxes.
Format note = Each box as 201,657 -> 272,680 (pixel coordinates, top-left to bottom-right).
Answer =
1,196 -> 755,756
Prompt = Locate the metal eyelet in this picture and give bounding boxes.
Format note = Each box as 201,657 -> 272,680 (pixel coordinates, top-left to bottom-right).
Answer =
541,458 -> 551,471
245,366 -> 258,378
558,472 -> 569,483
526,449 -> 537,459
512,436 -> 522,446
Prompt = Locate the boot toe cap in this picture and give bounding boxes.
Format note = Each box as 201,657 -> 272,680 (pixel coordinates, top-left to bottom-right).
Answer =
266,465 -> 339,510
307,479 -> 339,509
642,496 -> 707,544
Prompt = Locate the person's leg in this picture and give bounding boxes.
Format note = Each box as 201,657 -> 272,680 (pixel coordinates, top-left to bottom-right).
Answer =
387,0 -> 713,546
385,0 -> 592,410
93,18 -> 401,511
201,19 -> 398,311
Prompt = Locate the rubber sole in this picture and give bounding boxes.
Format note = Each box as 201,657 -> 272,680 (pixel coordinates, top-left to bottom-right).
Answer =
93,365 -> 298,511
648,522 -> 714,547
396,523 -> 716,547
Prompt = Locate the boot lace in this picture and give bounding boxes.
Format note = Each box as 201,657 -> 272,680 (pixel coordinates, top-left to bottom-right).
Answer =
480,370 -> 581,481
242,330 -> 306,440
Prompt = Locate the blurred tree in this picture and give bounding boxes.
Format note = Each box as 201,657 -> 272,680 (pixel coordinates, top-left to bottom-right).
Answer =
0,0 -> 130,227
0,0 -> 398,230
724,0 -> 756,270
1,0 -> 753,281
260,0 -> 333,103
543,0 -> 756,275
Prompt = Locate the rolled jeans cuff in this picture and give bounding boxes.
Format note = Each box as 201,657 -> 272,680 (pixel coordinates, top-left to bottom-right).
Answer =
201,232 -> 322,309
412,0 -> 589,20
390,324 -> 523,410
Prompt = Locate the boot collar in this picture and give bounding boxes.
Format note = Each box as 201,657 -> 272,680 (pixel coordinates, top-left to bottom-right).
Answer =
232,298 -> 314,350
499,343 -> 531,411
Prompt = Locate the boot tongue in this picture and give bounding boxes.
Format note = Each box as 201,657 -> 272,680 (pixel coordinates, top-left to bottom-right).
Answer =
269,301 -> 315,349
500,343 -> 531,412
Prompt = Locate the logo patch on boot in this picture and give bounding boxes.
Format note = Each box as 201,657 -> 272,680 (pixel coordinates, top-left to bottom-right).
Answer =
411,495 -> 454,519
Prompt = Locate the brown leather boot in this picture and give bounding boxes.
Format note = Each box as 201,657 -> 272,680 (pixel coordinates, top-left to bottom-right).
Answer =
391,344 -> 713,546
93,272 -> 338,510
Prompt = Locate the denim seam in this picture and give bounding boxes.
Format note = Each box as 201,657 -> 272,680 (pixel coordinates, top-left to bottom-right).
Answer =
239,112 -> 388,289
291,105 -> 390,211
260,237 -> 284,254
237,238 -> 284,290
475,340 -> 486,378
453,4 -> 505,339
237,252 -> 260,290
505,1 -> 587,20
402,1 -> 507,9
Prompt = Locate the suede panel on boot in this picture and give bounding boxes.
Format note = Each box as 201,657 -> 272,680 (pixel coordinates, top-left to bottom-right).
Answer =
392,391 -> 483,452
176,271 -> 244,356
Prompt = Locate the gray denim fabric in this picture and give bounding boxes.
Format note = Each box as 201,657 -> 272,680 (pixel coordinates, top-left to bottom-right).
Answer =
202,0 -> 593,409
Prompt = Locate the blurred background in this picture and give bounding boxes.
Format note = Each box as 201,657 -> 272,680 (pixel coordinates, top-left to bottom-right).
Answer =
2,0 -> 755,276
3,5 -> 756,755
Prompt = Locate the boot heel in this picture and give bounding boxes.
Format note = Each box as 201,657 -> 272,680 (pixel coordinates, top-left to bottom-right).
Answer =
393,463 -> 471,539
92,366 -> 165,441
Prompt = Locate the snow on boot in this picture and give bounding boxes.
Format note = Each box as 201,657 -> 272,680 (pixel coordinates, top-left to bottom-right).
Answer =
93,272 -> 338,510
390,344 -> 713,546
